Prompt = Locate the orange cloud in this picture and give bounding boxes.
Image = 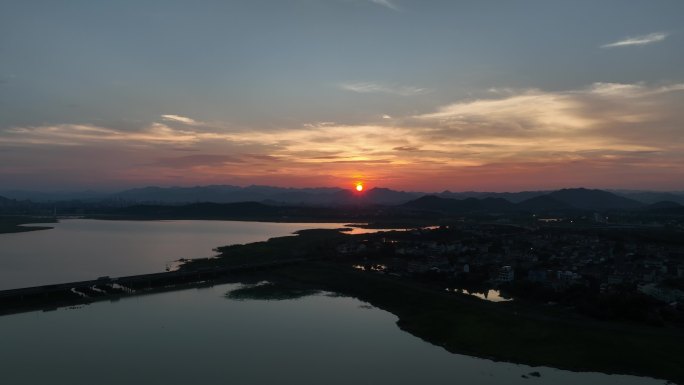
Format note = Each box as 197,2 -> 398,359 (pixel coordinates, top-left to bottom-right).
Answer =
2,83 -> 684,191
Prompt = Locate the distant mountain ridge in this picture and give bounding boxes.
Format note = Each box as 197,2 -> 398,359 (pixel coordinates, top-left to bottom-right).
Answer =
2,185 -> 684,209
0,195 -> 13,205
0,195 -> 36,213
647,201 -> 683,210
516,195 -> 572,211
437,190 -> 548,203
401,188 -> 646,213
111,188 -> 656,221
403,196 -> 515,213
0,195 -> 23,208
610,191 -> 684,205
546,188 -> 643,210
0,190 -> 108,202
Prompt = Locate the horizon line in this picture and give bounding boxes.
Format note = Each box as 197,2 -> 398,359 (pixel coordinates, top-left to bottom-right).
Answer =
2,184 -> 683,195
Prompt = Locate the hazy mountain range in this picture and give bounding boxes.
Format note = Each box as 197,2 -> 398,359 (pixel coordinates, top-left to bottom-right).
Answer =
89,189 -> 684,220
403,188 -> 679,213
2,185 -> 684,209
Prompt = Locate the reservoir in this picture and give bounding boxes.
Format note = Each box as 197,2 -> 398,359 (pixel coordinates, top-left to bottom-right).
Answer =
0,282 -> 664,384
0,219 -> 352,290
0,219 -> 667,384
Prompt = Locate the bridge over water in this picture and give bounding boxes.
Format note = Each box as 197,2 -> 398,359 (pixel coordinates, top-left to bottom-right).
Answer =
0,259 -> 308,315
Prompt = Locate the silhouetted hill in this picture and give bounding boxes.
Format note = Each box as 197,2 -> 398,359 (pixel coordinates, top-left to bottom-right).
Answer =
268,187 -> 422,206
517,195 -> 573,211
108,185 -> 547,206
546,188 -> 644,210
84,188 -> 684,222
362,188 -> 422,204
647,201 -> 683,210
96,201 -> 393,221
5,185 -> 681,211
115,185 -> 245,203
614,191 -> 684,205
402,196 -> 514,213
113,185 -> 354,205
480,197 -> 517,211
0,196 -> 15,211
403,196 -> 456,210
0,190 -> 108,202
438,190 -> 548,203
0,195 -> 21,209
403,189 -> 645,214
645,201 -> 684,216
0,195 -> 39,214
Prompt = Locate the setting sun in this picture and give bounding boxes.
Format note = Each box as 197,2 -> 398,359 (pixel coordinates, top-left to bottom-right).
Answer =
355,183 -> 364,192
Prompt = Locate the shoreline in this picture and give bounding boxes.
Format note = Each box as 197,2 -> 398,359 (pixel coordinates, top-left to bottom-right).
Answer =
262,262 -> 682,384
0,216 -> 56,235
1,257 -> 681,383
1,225 -> 682,383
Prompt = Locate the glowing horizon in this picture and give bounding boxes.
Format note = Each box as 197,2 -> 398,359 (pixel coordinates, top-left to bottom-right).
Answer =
1,2 -> 683,192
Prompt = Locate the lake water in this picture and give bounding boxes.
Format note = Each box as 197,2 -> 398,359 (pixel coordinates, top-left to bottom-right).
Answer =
0,219 -> 354,290
0,219 -> 667,384
0,283 -> 665,385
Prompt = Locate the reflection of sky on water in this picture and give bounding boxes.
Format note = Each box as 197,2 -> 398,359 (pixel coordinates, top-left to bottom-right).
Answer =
0,219 -> 352,289
0,284 -> 665,385
445,288 -> 514,303
467,289 -> 514,303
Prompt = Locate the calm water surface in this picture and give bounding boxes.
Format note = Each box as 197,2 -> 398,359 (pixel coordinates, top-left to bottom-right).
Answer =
0,220 -> 667,384
0,284 -> 665,385
0,219 -> 354,290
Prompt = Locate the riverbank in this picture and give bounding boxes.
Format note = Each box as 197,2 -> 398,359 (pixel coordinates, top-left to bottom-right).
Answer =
180,229 -> 684,383
0,216 -> 55,234
2,226 -> 682,383
257,262 -> 683,384
3,259 -> 680,382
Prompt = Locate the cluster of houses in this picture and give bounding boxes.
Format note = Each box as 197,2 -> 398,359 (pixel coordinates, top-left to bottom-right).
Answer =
336,225 -> 684,304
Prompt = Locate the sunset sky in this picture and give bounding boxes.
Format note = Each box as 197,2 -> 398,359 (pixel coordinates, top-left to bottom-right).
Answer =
1,0 -> 683,192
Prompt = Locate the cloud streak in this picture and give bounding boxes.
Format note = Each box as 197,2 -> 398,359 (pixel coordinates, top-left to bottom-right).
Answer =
601,32 -> 668,48
339,81 -> 428,96
369,0 -> 399,11
2,82 -> 684,190
161,114 -> 201,125
0,123 -> 202,146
